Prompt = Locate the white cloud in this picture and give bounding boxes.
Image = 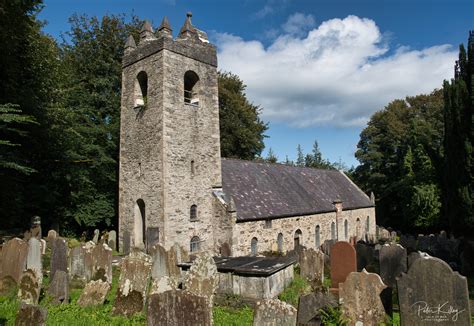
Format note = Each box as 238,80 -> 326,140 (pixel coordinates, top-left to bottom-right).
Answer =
216,15 -> 456,128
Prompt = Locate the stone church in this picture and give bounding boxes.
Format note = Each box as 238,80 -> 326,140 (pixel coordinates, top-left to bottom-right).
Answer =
118,14 -> 376,257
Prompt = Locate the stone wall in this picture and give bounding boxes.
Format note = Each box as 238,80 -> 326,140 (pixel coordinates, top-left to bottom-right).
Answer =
230,207 -> 376,256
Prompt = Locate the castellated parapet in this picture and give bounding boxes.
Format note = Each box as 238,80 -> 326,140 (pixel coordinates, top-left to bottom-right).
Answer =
118,14 -> 221,253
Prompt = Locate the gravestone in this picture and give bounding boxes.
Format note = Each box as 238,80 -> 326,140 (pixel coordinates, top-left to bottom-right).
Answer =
355,242 -> 376,272
0,238 -> 28,284
460,240 -> 474,277
112,250 -> 152,317
399,234 -> 417,252
92,229 -> 100,244
379,244 -> 407,288
296,292 -> 337,325
77,280 -> 110,307
46,230 -> 57,242
47,270 -> 69,304
0,276 -> 17,296
407,251 -> 429,269
84,243 -> 112,283
299,248 -> 324,285
108,230 -> 117,251
339,269 -> 387,325
150,243 -> 181,280
330,241 -> 356,293
69,245 -> 86,286
30,216 -> 42,239
147,290 -> 212,326
26,238 -> 42,284
322,239 -> 336,256
397,256 -> 471,325
183,251 -> 218,305
39,239 -> 46,255
122,230 -> 130,255
15,303 -> 47,326
146,227 -> 159,253
18,269 -> 40,304
417,235 -> 430,252
23,231 -> 31,241
253,298 -> 297,326
50,238 -> 67,281
149,276 -> 178,295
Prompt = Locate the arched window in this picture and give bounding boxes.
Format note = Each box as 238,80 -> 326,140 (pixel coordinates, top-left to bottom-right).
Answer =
315,225 -> 321,248
294,229 -> 302,249
184,71 -> 200,105
344,220 -> 349,240
135,71 -> 148,108
190,236 -> 200,253
356,218 -> 361,238
366,216 -> 370,233
331,222 -> 336,240
134,199 -> 146,249
191,160 -> 195,175
190,205 -> 198,221
277,233 -> 283,253
251,237 -> 258,256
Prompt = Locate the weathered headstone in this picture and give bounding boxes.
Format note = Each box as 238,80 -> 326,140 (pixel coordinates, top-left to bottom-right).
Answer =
146,227 -> 159,253
18,269 -> 40,304
92,229 -> 100,244
253,298 -> 297,326
0,275 -> 17,296
77,280 -> 110,307
299,248 -> 324,285
355,242 -> 376,272
149,275 -> 178,295
296,292 -> 337,325
183,251 -> 218,305
50,238 -> 67,281
122,230 -> 130,255
397,256 -> 471,325
84,243 -> 113,283
322,239 -> 336,255
69,245 -> 86,286
46,230 -> 57,242
417,235 -> 430,252
26,238 -> 42,284
0,238 -> 28,283
112,250 -> 152,317
330,241 -> 356,293
379,244 -> 407,288
407,251 -> 429,269
399,234 -> 417,252
147,290 -> 212,326
339,269 -> 387,325
39,239 -> 46,255
47,270 -> 69,304
108,230 -> 117,251
15,303 -> 47,326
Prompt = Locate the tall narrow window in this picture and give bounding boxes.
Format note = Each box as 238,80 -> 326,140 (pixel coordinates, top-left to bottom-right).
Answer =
344,220 -> 349,240
251,237 -> 258,256
366,216 -> 370,233
356,218 -> 361,238
277,233 -> 283,253
190,236 -> 200,253
191,160 -> 195,175
331,222 -> 336,240
294,229 -> 302,249
315,225 -> 321,248
135,71 -> 148,108
190,205 -> 197,221
184,71 -> 200,105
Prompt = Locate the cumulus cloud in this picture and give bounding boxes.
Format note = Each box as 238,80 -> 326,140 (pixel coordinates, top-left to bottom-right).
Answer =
215,15 -> 456,127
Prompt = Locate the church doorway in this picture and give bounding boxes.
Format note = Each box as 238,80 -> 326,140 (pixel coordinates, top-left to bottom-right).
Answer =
294,229 -> 302,249
133,199 -> 146,249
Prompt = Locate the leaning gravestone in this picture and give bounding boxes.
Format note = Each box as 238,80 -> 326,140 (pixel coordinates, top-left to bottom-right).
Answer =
183,251 -> 218,306
47,270 -> 69,304
77,280 -> 110,307
330,241 -> 356,293
397,256 -> 471,325
253,298 -> 297,326
18,269 -> 40,304
151,243 -> 180,280
26,238 -> 42,284
299,248 -> 324,285
339,269 -> 387,325
84,243 -> 113,283
296,292 -> 337,325
112,250 -> 152,317
379,243 -> 407,288
147,290 -> 212,326
108,230 -> 117,251
92,229 -> 100,244
69,245 -> 86,285
0,238 -> 28,283
50,238 -> 67,281
15,303 -> 47,326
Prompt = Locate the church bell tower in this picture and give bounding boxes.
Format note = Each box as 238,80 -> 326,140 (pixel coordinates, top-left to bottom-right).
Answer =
118,13 -> 222,254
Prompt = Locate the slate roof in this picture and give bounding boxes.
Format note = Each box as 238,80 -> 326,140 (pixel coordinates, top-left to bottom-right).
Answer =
221,158 -> 374,222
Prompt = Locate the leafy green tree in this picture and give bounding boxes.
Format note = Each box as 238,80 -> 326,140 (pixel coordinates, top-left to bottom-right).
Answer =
218,71 -> 268,160
442,31 -> 474,235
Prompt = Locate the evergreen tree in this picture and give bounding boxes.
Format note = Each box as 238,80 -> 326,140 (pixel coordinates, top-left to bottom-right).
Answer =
265,148 -> 278,163
442,31 -> 474,235
296,144 -> 305,167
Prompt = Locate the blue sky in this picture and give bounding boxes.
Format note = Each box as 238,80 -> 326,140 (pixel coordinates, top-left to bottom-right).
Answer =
38,0 -> 473,167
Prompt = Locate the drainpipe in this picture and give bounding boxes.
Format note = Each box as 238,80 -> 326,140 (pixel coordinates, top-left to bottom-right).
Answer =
333,199 -> 343,241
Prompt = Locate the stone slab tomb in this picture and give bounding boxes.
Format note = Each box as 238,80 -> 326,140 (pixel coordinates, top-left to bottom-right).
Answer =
147,290 -> 212,326
397,256 -> 471,325
379,243 -> 407,288
77,279 -> 110,307
330,241 -> 356,294
253,298 -> 297,326
18,269 -> 40,304
339,269 -> 387,326
299,248 -> 324,286
296,292 -> 337,325
0,238 -> 28,283
47,270 -> 69,304
15,303 -> 47,326
112,250 -> 152,317
50,238 -> 67,281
